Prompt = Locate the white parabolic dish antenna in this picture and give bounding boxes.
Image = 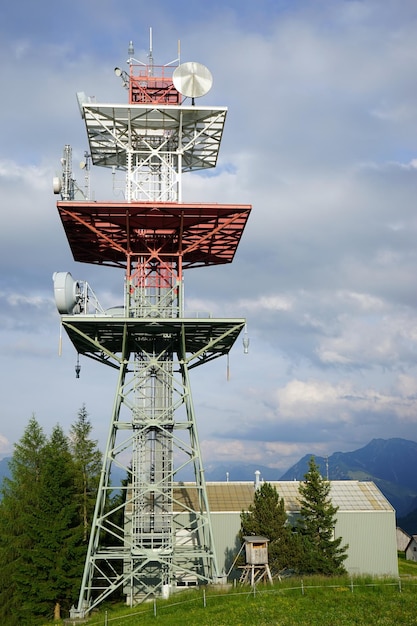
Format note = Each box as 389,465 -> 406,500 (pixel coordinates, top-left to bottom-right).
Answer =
53,271 -> 81,314
173,62 -> 213,99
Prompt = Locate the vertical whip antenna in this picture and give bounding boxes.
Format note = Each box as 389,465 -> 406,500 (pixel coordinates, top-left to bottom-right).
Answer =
148,27 -> 154,76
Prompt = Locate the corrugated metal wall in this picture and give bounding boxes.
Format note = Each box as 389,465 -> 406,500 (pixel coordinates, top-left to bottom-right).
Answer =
211,513 -> 243,576
173,481 -> 399,579
335,511 -> 398,576
205,510 -> 399,578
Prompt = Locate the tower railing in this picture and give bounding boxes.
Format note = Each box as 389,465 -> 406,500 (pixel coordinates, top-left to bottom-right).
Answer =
129,64 -> 181,105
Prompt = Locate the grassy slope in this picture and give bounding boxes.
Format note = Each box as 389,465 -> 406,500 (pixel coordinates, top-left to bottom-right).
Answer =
44,565 -> 417,626
398,551 -> 417,576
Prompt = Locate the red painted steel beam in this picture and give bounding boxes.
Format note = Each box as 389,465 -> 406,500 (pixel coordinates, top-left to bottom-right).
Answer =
57,201 -> 251,269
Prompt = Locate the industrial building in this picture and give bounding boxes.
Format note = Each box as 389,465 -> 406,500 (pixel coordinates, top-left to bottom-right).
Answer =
173,480 -> 399,579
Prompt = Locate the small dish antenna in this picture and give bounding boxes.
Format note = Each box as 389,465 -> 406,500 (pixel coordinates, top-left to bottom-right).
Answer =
173,62 -> 213,99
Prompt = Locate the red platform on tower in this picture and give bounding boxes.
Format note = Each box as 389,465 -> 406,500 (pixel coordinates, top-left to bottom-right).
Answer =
57,200 -> 251,269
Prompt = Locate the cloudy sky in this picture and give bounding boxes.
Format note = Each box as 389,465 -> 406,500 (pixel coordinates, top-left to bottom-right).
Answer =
1,0 -> 417,475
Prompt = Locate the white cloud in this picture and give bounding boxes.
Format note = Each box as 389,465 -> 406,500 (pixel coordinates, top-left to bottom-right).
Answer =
201,438 -> 315,475
0,434 -> 11,456
316,307 -> 417,367
5,293 -> 50,309
271,376 -> 417,424
238,295 -> 294,313
0,161 -> 50,189
275,379 -> 350,420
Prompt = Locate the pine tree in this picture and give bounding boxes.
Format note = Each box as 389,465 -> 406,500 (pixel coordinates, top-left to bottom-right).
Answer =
69,404 -> 102,542
240,482 -> 300,573
0,415 -> 46,625
297,456 -> 348,575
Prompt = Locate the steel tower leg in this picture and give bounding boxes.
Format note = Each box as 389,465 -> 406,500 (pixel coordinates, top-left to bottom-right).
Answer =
75,346 -> 221,614
74,266 -> 220,615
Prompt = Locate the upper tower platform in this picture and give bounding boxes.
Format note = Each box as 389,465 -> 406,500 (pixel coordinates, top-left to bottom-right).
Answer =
56,43 -> 251,271
79,101 -> 227,172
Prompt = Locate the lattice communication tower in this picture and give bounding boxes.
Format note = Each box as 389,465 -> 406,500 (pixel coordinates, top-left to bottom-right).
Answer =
53,37 -> 251,618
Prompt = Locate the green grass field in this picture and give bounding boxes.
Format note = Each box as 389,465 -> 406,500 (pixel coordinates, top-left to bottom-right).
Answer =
398,551 -> 417,576
45,557 -> 417,626
48,565 -> 417,626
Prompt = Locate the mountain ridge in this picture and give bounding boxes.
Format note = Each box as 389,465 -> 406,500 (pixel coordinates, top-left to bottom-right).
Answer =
279,438 -> 417,518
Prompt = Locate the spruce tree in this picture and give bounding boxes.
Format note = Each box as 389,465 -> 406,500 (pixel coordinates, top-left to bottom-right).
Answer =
0,417 -> 93,624
240,482 -> 300,573
69,404 -> 102,542
0,415 -> 46,625
15,425 -> 84,622
297,456 -> 348,575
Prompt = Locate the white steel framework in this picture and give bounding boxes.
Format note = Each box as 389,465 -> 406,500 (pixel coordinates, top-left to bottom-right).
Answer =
81,103 -> 227,201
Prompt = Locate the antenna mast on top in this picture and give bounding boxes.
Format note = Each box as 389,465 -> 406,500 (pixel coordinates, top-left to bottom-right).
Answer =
148,27 -> 154,76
